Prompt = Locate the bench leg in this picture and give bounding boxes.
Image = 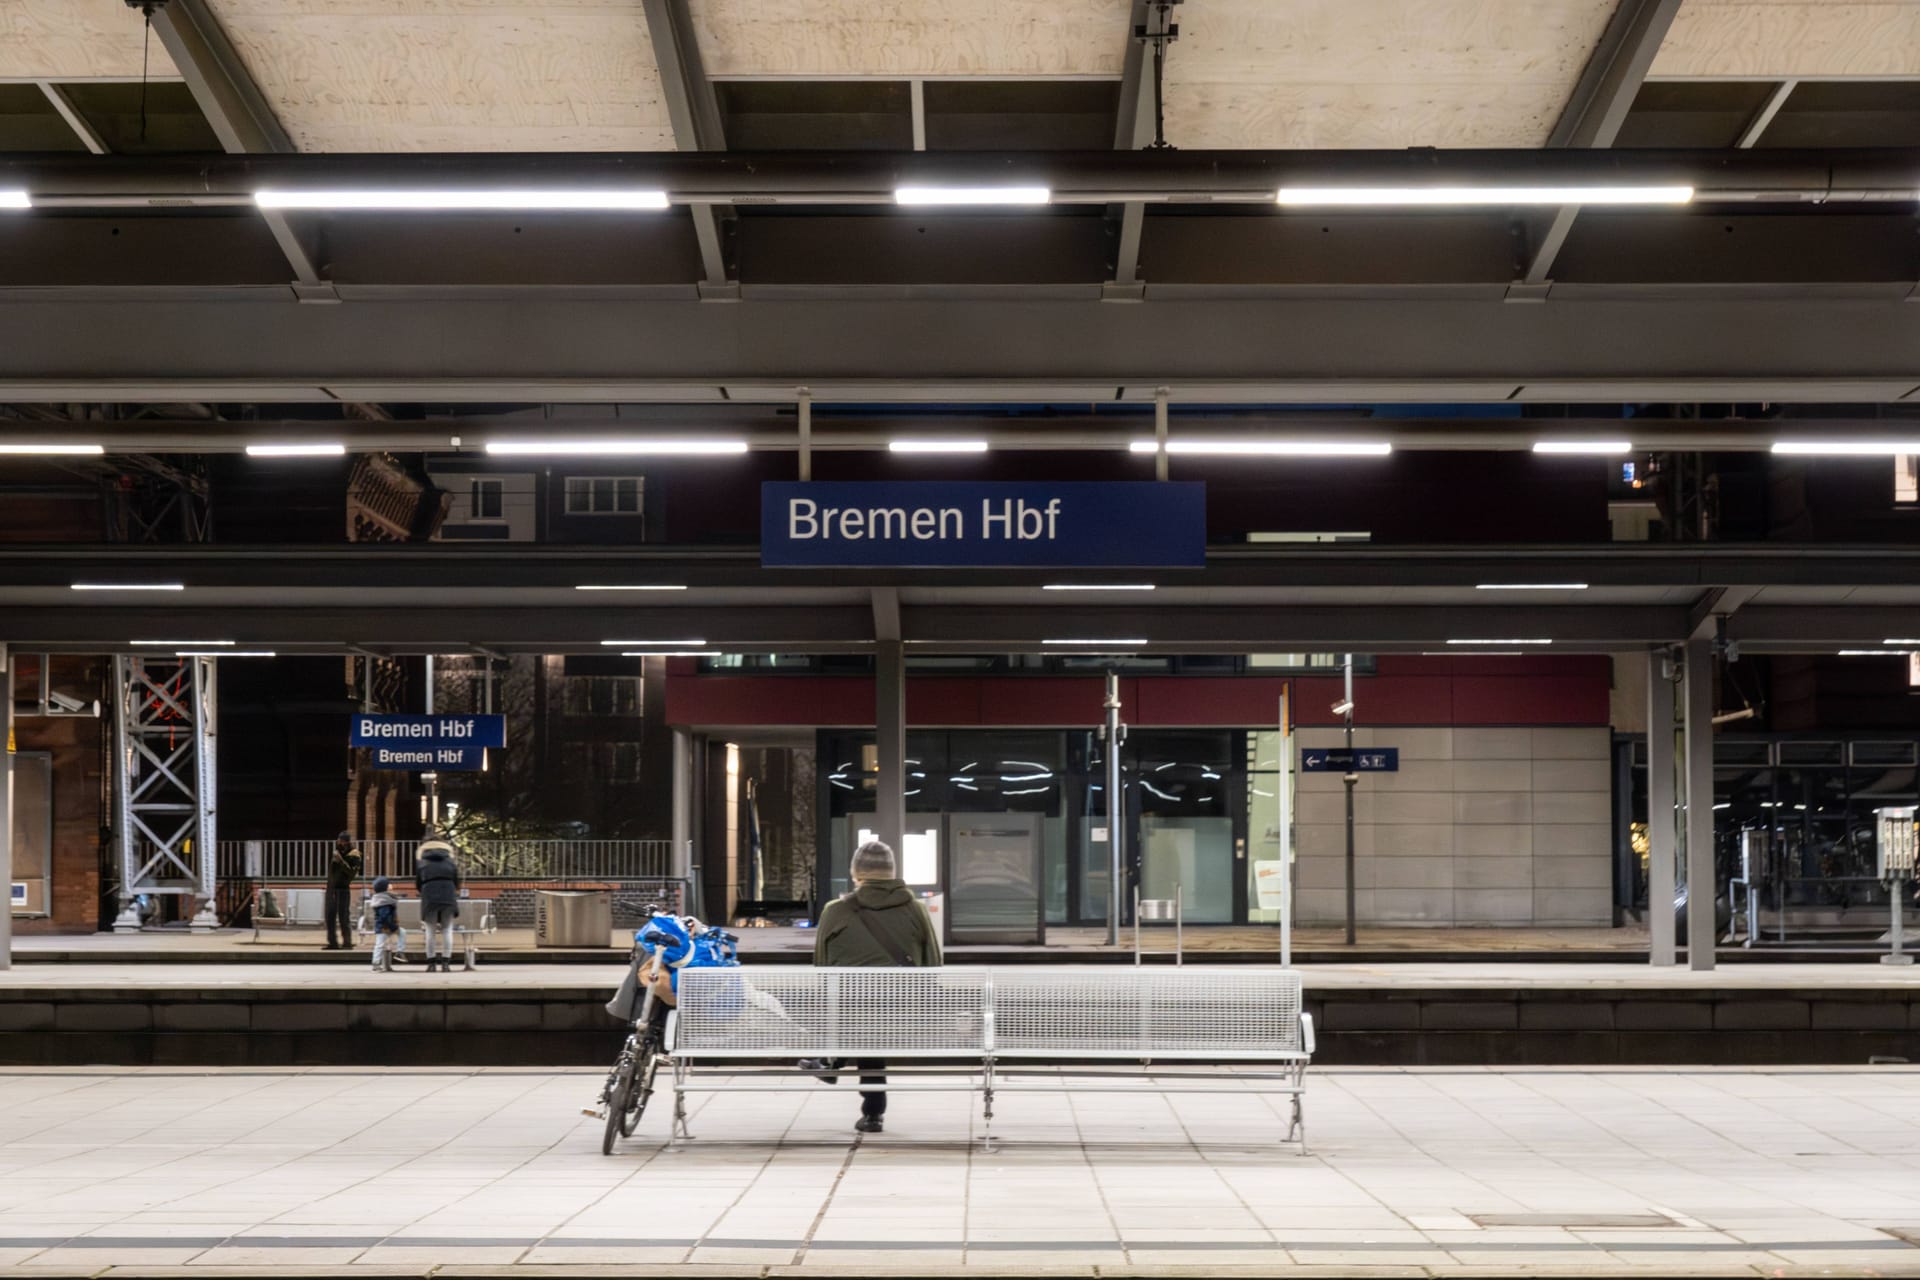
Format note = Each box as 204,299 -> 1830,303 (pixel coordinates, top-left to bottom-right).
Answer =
979,1061 -> 996,1154
671,1060 -> 693,1141
1285,1067 -> 1309,1156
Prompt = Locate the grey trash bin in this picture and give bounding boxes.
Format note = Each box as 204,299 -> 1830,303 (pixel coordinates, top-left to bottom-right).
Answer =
534,889 -> 612,947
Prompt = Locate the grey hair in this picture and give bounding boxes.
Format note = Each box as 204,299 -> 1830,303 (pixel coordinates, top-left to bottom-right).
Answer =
850,839 -> 897,881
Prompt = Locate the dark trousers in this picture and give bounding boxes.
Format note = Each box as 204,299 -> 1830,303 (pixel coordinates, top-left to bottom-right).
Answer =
858,1059 -> 887,1118
323,882 -> 353,947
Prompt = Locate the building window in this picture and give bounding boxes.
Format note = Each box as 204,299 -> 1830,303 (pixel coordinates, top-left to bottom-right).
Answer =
565,476 -> 643,515
468,479 -> 504,521
562,676 -> 642,717
1897,455 -> 1918,506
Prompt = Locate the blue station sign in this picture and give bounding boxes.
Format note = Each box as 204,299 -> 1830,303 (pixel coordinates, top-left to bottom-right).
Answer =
761,481 -> 1206,568
351,714 -> 503,771
1301,747 -> 1399,773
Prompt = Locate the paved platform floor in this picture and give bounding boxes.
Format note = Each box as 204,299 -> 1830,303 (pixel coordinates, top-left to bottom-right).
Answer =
0,1066 -> 1916,1277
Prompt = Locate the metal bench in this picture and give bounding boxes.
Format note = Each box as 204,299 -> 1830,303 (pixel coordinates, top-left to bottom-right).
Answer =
666,965 -> 1313,1152
354,895 -> 498,969
250,886 -> 329,939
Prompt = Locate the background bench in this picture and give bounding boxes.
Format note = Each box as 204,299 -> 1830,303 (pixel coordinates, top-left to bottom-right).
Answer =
354,895 -> 498,969
666,965 -> 1312,1152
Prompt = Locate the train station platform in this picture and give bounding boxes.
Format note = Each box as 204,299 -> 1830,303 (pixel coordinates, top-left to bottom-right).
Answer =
4,960 -> 1916,1069
0,1064 -> 1914,1277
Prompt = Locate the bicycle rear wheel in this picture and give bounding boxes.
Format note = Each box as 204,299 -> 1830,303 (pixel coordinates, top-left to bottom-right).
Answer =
620,1033 -> 661,1137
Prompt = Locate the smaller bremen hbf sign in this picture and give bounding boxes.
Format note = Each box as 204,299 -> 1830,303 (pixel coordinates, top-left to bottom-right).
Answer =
1300,747 -> 1398,773
350,714 -> 504,772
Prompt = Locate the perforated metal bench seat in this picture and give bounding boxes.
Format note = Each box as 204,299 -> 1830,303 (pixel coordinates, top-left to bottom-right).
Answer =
665,965 -> 1314,1151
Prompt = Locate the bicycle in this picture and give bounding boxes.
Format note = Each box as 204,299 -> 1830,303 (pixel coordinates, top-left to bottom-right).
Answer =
600,982 -> 665,1155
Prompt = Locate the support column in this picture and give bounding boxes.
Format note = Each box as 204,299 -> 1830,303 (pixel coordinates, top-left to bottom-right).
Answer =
1,644 -> 12,970
671,726 -> 692,883
1682,636 -> 1717,971
875,639 -> 906,857
1646,649 -> 1678,966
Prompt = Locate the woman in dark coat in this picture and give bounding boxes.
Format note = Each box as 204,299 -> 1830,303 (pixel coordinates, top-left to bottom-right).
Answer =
413,836 -> 463,973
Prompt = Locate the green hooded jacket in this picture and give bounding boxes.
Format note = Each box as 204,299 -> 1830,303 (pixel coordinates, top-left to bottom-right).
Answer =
814,878 -> 942,968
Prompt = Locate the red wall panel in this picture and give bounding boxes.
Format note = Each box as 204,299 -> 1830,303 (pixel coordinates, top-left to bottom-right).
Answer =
666,657 -> 1613,730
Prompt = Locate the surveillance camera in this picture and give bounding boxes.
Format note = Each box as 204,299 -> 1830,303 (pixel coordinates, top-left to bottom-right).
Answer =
1331,699 -> 1355,717
47,691 -> 100,716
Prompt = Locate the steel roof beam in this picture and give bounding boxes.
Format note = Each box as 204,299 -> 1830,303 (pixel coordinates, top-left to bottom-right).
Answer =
640,0 -> 735,299
147,0 -> 329,298
1519,0 -> 1685,293
2,293 -> 1917,402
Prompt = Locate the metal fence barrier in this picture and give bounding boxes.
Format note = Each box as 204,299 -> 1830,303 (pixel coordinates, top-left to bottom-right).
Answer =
219,838 -> 674,882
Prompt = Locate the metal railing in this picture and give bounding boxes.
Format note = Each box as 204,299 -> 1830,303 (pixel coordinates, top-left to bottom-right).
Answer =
217,838 -> 674,881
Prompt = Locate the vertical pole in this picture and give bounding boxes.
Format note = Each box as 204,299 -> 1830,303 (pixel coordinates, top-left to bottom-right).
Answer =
1887,883 -> 1910,965
1104,670 -> 1124,947
189,658 -> 219,931
875,638 -> 906,858
1153,388 -> 1169,483
1647,651 -> 1678,966
797,389 -> 812,482
424,654 -> 438,833
1279,685 -> 1293,967
1682,636 -> 1716,971
1,644 -> 12,970
671,726 -> 693,883
1342,654 -> 1356,946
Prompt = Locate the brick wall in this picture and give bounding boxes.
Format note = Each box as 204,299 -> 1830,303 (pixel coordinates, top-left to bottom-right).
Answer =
1290,726 -> 1613,927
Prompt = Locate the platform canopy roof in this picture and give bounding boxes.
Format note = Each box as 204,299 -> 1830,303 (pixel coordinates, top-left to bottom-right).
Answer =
2,1 -> 1920,408
1,543 -> 1917,656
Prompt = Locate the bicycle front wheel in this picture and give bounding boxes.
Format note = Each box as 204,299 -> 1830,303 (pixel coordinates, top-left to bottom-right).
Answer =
601,1058 -> 635,1155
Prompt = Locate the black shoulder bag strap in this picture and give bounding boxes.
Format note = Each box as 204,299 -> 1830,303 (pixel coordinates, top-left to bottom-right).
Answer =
849,901 -> 913,966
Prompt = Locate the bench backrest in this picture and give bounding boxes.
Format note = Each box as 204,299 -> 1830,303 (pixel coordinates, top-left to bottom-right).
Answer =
671,965 -> 1305,1060
358,897 -> 495,931
280,887 -> 327,925
991,966 -> 1305,1059
673,966 -> 992,1059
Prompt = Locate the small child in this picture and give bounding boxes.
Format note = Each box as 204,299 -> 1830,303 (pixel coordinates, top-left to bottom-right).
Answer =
368,877 -> 400,973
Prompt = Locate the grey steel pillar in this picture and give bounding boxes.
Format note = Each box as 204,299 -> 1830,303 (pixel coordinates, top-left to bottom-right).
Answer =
1104,670 -> 1124,946
1646,650 -> 1678,966
1341,654 -> 1357,946
1682,636 -> 1717,971
671,726 -> 693,881
875,639 -> 906,857
1,645 -> 11,970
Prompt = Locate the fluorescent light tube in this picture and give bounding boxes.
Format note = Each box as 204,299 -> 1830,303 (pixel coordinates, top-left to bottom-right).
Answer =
1043,583 -> 1156,591
894,186 -> 1050,206
1129,440 -> 1392,457
1475,583 -> 1589,591
0,443 -> 104,455
178,650 -> 275,658
622,651 -> 712,658
1446,638 -> 1553,646
1042,638 -> 1148,646
601,639 -> 705,647
1772,441 -> 1920,456
1533,441 -> 1631,455
888,440 -> 990,454
1884,639 -> 1920,645
255,189 -> 669,211
71,582 -> 184,592
0,190 -> 29,209
1276,185 -> 1693,206
1840,650 -> 1915,656
575,584 -> 688,592
246,443 -> 346,457
131,640 -> 234,647
485,439 -> 747,456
